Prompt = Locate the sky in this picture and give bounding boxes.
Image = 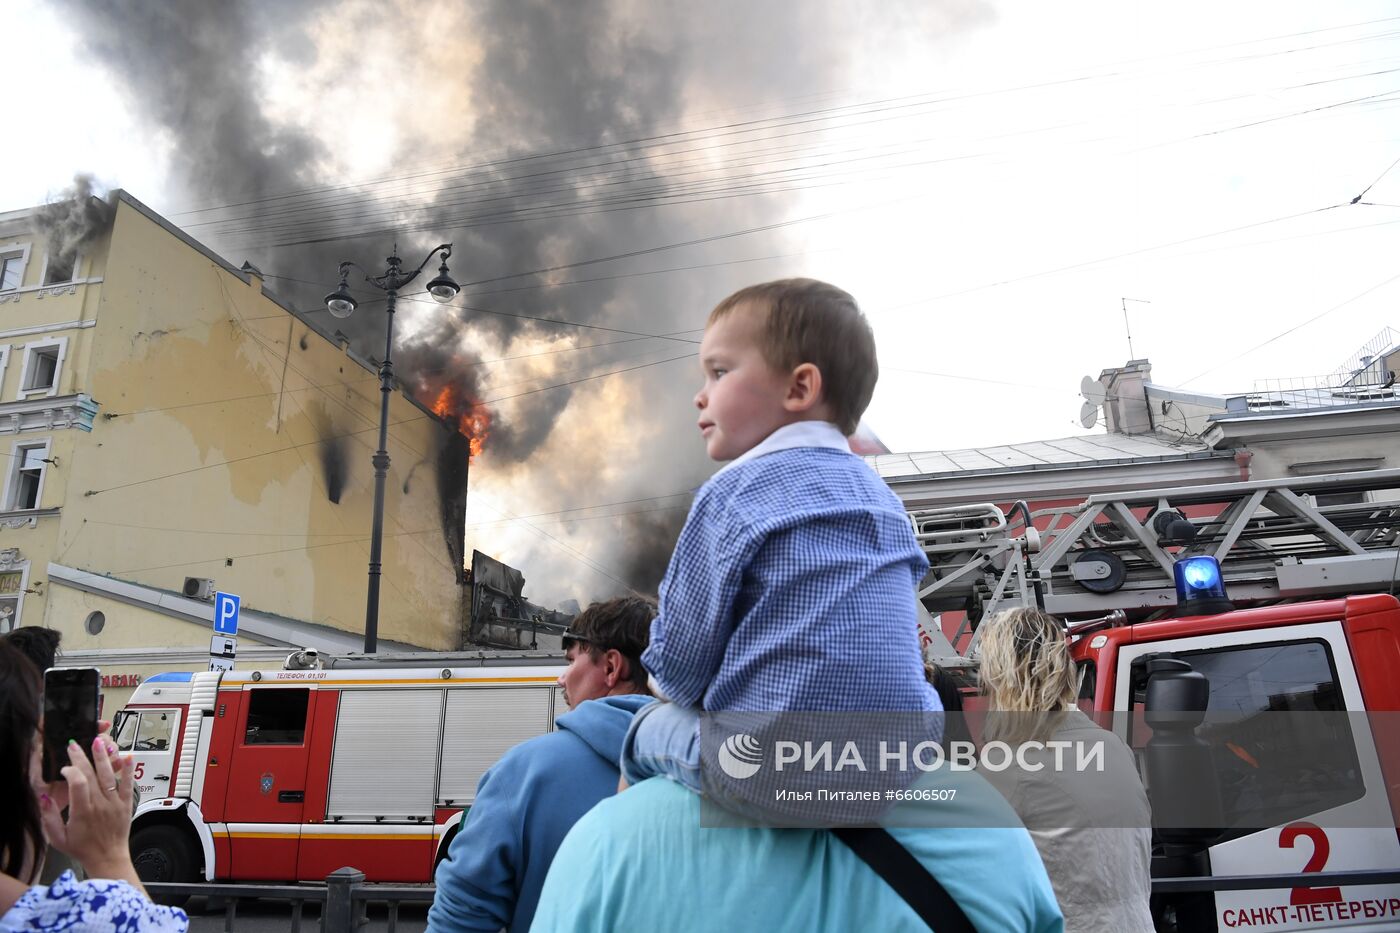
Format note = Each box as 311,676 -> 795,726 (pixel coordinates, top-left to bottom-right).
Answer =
6,1 -> 1399,609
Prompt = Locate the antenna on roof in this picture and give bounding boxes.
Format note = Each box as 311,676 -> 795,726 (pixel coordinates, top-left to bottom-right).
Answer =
1121,297 -> 1151,359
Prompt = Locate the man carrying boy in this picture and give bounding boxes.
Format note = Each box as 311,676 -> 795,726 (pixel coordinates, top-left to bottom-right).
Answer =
428,596 -> 654,933
622,278 -> 938,801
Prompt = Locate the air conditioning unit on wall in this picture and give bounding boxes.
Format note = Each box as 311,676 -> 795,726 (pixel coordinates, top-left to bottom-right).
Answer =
182,577 -> 215,600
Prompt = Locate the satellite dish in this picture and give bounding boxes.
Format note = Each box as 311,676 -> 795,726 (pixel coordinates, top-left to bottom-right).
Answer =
1080,376 -> 1107,405
1079,400 -> 1100,429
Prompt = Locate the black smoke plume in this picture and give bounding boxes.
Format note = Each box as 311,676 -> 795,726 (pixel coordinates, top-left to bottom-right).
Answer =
35,174 -> 115,279
615,506 -> 691,595
48,0 -> 992,608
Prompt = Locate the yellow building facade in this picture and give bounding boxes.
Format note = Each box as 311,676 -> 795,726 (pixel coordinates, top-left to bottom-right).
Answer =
0,192 -> 470,706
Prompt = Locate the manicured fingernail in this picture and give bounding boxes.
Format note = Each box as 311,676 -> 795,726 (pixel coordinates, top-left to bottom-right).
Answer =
68,739 -> 78,747
93,736 -> 104,750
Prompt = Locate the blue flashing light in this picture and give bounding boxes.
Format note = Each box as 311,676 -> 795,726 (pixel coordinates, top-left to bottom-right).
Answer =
1180,559 -> 1220,590
144,672 -> 195,683
1173,555 -> 1231,614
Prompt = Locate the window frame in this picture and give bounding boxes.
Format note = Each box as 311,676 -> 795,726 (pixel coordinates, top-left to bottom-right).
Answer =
0,560 -> 29,633
5,437 -> 50,511
17,337 -> 67,399
39,250 -> 80,287
0,244 -> 31,292
242,687 -> 311,746
1114,621 -> 1383,845
1130,636 -> 1363,841
113,710 -> 140,751
133,709 -> 177,752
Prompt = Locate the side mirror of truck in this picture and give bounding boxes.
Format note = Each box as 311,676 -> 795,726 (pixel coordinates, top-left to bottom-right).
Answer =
1142,656 -> 1225,932
1143,656 -> 1224,840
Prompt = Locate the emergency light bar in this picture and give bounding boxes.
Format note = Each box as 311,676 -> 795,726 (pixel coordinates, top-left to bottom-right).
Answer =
1172,555 -> 1232,616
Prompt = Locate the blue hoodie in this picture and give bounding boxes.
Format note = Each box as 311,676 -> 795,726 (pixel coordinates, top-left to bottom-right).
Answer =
427,693 -> 652,933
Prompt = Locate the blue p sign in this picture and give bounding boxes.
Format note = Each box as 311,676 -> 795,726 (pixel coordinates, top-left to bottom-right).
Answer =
213,592 -> 240,636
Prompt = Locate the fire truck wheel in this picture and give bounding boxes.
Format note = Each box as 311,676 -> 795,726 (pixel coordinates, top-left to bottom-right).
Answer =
130,824 -> 197,905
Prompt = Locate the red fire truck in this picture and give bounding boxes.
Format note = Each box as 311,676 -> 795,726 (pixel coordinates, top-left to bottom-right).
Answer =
118,468 -> 1398,929
914,468 -> 1400,931
114,661 -> 564,886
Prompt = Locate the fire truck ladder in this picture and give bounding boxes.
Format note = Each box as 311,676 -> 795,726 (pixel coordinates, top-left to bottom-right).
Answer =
909,469 -> 1400,653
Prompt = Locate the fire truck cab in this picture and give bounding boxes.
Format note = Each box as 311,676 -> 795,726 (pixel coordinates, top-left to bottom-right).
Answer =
913,469 -> 1400,931
115,663 -> 565,886
1076,593 -> 1400,930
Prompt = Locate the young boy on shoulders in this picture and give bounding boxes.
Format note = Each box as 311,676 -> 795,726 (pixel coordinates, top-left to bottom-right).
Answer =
623,278 -> 938,793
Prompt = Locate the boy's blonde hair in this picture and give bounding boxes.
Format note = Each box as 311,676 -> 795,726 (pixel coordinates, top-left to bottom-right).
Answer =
709,278 -> 877,435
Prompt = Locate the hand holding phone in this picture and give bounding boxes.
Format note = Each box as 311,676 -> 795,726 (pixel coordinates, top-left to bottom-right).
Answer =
42,667 -> 101,783
38,732 -> 140,887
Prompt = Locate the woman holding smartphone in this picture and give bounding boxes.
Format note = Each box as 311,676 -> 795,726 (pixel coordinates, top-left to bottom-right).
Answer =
0,640 -> 186,932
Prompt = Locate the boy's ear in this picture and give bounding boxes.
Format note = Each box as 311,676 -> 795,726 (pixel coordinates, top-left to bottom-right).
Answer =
784,362 -> 823,413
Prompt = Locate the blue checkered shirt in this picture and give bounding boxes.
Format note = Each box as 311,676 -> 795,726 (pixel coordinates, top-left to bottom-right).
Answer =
643,445 -> 938,713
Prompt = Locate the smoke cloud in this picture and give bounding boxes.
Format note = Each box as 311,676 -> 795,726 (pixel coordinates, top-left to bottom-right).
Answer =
35,174 -> 115,278
50,0 -> 992,609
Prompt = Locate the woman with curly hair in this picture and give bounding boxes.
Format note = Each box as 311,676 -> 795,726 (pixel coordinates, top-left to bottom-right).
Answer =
979,607 -> 1153,933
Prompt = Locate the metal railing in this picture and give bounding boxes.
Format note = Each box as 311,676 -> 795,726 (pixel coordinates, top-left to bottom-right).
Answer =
145,869 -> 433,933
146,866 -> 1400,930
1152,868 -> 1400,894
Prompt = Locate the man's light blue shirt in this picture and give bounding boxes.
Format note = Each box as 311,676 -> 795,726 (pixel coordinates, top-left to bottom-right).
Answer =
531,777 -> 1065,932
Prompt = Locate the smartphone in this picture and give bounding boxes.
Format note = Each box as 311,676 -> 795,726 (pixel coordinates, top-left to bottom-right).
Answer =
42,667 -> 101,783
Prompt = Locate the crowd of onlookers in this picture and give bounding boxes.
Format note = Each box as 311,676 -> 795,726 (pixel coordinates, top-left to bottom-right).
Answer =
430,279 -> 1153,933
1,278 -> 1153,933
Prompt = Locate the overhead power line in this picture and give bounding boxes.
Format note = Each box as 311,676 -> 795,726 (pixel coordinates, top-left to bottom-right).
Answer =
1351,151 -> 1400,203
1176,269 -> 1400,386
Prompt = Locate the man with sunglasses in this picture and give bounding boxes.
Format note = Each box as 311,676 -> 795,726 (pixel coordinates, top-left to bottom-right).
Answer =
428,596 -> 654,933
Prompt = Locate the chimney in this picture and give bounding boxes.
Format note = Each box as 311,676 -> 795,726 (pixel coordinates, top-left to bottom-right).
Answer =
1099,359 -> 1153,435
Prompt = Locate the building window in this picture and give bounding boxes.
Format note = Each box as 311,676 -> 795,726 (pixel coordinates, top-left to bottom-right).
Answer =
0,572 -> 18,633
17,338 -> 66,399
6,441 -> 49,511
0,247 -> 29,292
84,611 -> 105,635
43,253 -> 76,286
25,349 -> 58,392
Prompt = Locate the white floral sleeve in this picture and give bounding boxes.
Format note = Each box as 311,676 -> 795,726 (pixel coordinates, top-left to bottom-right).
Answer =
0,871 -> 187,933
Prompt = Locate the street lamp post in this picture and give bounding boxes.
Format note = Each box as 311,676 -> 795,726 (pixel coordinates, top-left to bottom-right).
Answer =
324,244 -> 460,652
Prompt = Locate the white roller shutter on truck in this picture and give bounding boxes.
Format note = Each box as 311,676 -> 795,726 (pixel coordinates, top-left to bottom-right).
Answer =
438,686 -> 553,805
327,689 -> 445,821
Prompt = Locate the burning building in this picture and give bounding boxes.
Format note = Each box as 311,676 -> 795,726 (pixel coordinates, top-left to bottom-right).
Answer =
0,189 -> 483,705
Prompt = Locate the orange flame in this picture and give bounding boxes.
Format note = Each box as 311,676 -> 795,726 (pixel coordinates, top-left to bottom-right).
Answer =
431,385 -> 491,463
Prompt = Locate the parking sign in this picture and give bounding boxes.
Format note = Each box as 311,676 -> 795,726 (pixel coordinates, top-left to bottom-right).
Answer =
213,592 -> 240,635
